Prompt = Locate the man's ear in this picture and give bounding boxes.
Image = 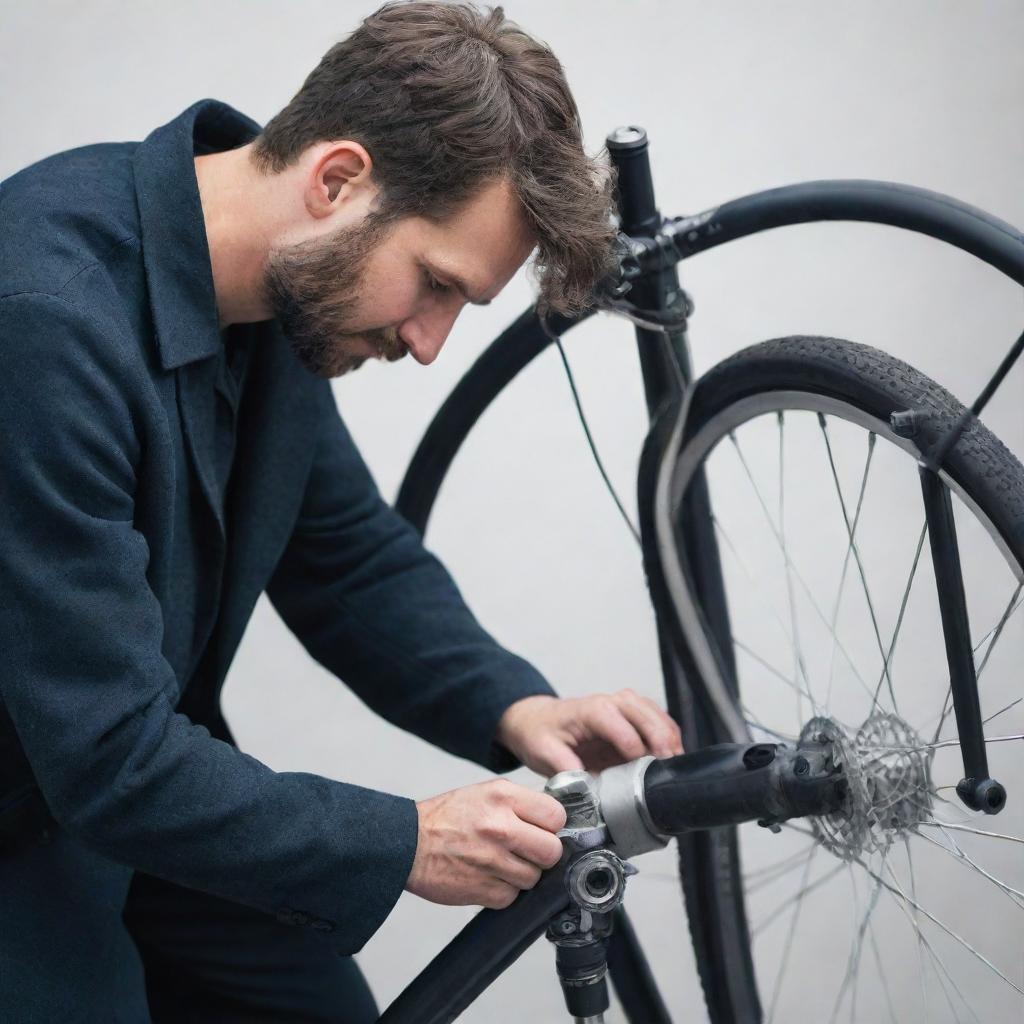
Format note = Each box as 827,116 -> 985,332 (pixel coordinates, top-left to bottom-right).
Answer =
305,141 -> 374,217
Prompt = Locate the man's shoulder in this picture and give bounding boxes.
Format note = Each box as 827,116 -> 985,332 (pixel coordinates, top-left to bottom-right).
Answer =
0,140 -> 143,304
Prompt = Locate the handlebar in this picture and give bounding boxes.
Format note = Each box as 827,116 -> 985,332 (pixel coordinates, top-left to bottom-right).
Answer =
581,741 -> 847,859
598,178 -> 1024,302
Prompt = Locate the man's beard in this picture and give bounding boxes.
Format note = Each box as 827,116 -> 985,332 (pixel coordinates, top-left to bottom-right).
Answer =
261,212 -> 408,378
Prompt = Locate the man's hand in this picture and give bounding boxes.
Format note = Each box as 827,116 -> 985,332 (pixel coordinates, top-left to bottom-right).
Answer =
404,779 -> 567,909
495,690 -> 684,775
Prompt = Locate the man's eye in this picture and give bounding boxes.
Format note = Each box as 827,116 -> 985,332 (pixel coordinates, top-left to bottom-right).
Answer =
424,270 -> 451,294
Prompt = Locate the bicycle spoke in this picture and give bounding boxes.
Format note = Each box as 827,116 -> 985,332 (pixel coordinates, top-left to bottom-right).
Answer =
751,861 -> 845,937
880,879 -> 976,1024
913,826 -> 1024,908
918,820 -> 1024,846
829,856 -> 887,1024
819,418 -> 897,715
741,705 -> 799,744
844,864 -> 863,1024
903,837 -> 931,1022
857,732 -> 1024,756
714,513 -> 821,711
855,857 -> 1024,995
865,915 -> 899,1024
819,415 -> 892,712
765,844 -> 818,1022
982,695 -> 1023,725
823,441 -> 875,708
925,732 -> 1022,750
735,639 -> 819,710
779,411 -> 812,718
744,842 -> 819,895
720,440 -> 880,704
729,432 -> 817,698
974,582 -> 1024,680
866,522 -> 927,715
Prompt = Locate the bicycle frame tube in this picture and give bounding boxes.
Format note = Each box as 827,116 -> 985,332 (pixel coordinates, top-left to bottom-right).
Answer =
634,178 -> 1024,286
376,857 -> 573,1024
395,306 -> 595,534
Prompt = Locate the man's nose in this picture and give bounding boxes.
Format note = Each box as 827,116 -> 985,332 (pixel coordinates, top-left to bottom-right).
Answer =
401,306 -> 460,365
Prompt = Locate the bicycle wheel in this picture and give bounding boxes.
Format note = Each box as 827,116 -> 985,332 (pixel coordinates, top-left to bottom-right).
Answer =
669,335 -> 1024,1023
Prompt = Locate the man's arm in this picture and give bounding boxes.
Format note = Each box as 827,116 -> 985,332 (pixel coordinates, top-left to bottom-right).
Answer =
266,383 -> 558,773
0,293 -> 416,953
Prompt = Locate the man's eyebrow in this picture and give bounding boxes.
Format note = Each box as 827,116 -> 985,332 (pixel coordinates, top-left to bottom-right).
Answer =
423,260 -> 492,306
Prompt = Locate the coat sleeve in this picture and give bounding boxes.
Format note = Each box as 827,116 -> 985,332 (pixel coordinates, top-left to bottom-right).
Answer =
0,292 -> 416,954
266,382 -> 558,773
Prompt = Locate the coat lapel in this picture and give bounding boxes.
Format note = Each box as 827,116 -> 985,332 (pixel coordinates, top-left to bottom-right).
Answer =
175,356 -> 227,539
210,326 -> 321,680
132,101 -> 257,555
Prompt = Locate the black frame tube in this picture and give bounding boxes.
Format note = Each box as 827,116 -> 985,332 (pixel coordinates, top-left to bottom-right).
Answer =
919,468 -> 1007,814
606,907 -> 673,1024
395,307 -> 593,535
658,179 -> 1024,286
376,857 -> 571,1024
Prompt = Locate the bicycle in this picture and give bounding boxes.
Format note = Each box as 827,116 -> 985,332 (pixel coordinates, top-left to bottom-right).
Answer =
376,126 -> 1024,1023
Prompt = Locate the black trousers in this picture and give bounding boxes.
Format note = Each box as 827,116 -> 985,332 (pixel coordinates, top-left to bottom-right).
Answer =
122,871 -> 379,1023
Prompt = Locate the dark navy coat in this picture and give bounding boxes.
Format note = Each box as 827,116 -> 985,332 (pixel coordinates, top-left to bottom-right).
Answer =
0,99 -> 555,1015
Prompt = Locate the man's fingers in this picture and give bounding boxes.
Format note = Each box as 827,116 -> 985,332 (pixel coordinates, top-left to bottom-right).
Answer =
615,692 -> 684,757
507,784 -> 568,833
499,786 -> 566,868
587,701 -> 647,762
531,735 -> 584,776
506,820 -> 565,870
482,879 -> 520,910
492,850 -> 544,891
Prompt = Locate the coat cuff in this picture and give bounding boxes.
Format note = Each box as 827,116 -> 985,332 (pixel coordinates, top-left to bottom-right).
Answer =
292,787 -> 419,955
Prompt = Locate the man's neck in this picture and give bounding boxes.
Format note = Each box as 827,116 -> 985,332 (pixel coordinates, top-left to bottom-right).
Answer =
194,143 -> 279,329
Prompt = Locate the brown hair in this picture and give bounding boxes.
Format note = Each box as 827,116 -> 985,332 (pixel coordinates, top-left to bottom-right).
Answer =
250,1 -> 618,316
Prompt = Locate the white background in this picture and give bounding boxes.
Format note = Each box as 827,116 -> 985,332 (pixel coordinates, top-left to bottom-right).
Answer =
3,2 -> 1022,1020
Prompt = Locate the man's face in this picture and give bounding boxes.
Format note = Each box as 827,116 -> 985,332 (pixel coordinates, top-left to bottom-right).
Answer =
261,177 -> 535,379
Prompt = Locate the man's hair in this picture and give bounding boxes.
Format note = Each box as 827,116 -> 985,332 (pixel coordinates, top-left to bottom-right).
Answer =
249,1 -> 618,316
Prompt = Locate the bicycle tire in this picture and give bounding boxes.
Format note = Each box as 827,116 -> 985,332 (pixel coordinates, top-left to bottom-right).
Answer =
672,335 -> 1024,1022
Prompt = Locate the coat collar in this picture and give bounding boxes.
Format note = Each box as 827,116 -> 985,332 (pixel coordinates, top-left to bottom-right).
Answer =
133,98 -> 263,371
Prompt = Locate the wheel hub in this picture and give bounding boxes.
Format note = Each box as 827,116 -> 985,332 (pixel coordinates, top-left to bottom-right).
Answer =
799,712 -> 933,860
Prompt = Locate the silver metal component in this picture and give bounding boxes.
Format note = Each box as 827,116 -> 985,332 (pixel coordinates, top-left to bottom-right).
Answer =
557,824 -> 609,854
800,713 -> 933,861
566,849 -> 629,914
596,756 -> 670,857
573,1015 -> 605,1024
546,770 -> 601,828
606,125 -> 646,149
890,408 -> 922,437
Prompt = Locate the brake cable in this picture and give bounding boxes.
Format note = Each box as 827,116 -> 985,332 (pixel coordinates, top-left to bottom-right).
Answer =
538,293 -> 691,550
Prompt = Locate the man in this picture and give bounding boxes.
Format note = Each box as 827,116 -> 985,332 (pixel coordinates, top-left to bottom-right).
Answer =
0,2 -> 682,1020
